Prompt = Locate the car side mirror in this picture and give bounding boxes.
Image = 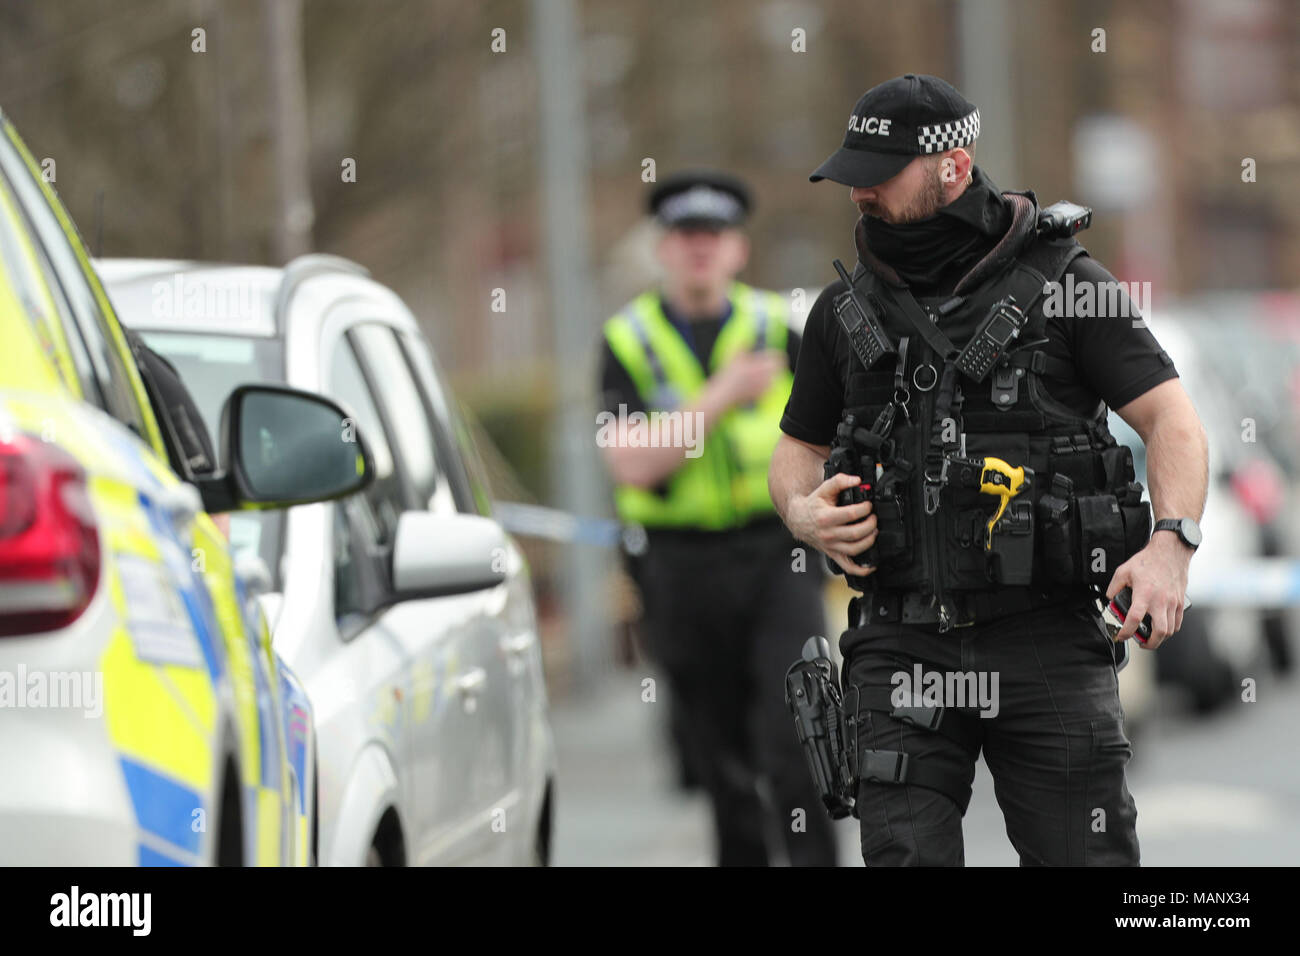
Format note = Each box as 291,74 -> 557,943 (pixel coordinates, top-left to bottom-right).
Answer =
391,512 -> 508,599
196,384 -> 374,512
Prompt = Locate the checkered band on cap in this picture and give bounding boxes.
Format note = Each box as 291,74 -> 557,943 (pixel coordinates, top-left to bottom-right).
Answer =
917,109 -> 980,154
658,185 -> 743,223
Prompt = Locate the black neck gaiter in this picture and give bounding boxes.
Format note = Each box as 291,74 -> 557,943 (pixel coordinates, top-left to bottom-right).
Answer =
859,165 -> 1011,293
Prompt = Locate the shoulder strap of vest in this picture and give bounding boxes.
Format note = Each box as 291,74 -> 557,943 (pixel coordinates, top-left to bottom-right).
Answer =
1008,237 -> 1087,312
837,235 -> 1088,369
955,235 -> 1089,341
1019,235 -> 1089,286
1004,344 -> 1076,382
988,237 -> 1094,409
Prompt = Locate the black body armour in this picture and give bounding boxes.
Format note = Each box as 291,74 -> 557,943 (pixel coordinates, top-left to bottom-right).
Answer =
829,194 -> 1151,631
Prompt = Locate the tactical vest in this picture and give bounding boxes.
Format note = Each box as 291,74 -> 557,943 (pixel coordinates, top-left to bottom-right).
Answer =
603,282 -> 793,530
830,201 -> 1151,629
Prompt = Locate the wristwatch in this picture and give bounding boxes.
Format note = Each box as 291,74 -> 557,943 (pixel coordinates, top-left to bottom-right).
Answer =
1153,517 -> 1201,552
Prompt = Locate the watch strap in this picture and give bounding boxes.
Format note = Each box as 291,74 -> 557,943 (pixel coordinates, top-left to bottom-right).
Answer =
1153,517 -> 1198,549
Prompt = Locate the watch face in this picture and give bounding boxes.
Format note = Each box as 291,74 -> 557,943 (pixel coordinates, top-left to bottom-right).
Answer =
1180,518 -> 1202,548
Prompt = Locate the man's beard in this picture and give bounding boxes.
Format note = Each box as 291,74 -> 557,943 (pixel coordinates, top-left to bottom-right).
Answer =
857,172 -> 947,224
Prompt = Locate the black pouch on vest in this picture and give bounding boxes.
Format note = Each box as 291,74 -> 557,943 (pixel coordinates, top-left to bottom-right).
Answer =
948,509 -> 989,579
987,498 -> 1035,585
1036,473 -> 1077,583
870,424 -> 917,580
1119,490 -> 1152,560
1075,494 -> 1126,584
1098,444 -> 1136,488
1048,451 -> 1092,491
872,492 -> 909,566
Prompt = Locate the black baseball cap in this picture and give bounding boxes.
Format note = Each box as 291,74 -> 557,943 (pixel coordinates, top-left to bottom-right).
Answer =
810,74 -> 980,187
648,169 -> 752,229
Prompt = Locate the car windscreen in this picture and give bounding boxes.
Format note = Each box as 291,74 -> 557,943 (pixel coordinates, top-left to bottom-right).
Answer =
138,331 -> 287,587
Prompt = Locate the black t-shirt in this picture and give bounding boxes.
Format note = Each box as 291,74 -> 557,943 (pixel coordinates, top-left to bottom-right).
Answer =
780,254 -> 1178,446
599,294 -> 802,416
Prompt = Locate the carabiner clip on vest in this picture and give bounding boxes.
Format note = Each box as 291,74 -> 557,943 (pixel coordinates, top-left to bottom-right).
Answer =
921,363 -> 962,515
891,336 -> 911,425
922,456 -> 948,515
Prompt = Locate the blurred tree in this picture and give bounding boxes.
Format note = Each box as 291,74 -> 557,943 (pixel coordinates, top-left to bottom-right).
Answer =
2,0 -> 1298,492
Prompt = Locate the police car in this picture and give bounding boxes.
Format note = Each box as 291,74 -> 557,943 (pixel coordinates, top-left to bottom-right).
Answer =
0,110 -> 373,865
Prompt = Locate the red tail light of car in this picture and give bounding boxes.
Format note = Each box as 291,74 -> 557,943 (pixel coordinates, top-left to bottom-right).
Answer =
0,433 -> 100,636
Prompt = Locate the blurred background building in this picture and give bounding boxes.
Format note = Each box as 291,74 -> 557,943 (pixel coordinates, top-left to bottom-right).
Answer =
6,0 -> 1299,637
6,0 -> 1300,459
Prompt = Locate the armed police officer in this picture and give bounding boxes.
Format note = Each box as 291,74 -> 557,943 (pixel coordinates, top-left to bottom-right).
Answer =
770,75 -> 1208,865
599,170 -> 838,866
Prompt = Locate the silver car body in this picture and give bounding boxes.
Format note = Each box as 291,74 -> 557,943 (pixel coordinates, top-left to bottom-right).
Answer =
99,256 -> 555,866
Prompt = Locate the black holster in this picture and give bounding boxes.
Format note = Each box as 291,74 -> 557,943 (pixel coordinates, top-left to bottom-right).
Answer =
784,640 -> 856,820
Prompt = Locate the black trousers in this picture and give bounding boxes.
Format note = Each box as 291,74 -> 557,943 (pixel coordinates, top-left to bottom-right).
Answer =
843,602 -> 1140,866
636,520 -> 838,867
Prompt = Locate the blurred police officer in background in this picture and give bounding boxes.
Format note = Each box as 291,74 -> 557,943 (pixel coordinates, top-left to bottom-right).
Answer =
769,75 -> 1208,865
599,170 -> 838,866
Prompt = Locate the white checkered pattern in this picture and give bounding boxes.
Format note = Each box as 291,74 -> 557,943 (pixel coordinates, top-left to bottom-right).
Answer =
659,186 -> 742,224
917,109 -> 980,154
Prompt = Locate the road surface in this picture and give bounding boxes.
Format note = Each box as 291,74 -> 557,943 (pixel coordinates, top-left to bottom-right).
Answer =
550,664 -> 1300,866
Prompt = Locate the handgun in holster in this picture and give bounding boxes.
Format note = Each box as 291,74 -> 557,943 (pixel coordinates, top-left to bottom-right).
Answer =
785,636 -> 856,820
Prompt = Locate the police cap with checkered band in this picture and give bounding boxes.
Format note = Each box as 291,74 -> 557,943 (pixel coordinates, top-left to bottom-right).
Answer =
810,74 -> 980,188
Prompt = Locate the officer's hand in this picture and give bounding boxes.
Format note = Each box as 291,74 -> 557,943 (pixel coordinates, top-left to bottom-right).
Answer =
708,350 -> 786,409
1106,534 -> 1192,649
789,472 -> 877,578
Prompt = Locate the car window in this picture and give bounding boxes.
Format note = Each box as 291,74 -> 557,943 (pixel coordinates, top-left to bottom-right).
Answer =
331,501 -> 365,623
351,323 -> 456,516
328,334 -> 414,625
133,330 -> 287,585
399,331 -> 489,515
137,332 -> 284,443
329,333 -> 404,548
0,131 -> 150,439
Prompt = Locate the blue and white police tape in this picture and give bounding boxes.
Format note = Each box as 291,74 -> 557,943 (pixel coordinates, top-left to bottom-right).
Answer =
492,501 -> 646,553
1186,558 -> 1300,609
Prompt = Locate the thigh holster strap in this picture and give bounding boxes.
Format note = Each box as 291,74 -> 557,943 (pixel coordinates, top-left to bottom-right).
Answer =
860,686 -> 941,722
865,686 -> 945,731
858,685 -> 980,750
859,748 -> 973,814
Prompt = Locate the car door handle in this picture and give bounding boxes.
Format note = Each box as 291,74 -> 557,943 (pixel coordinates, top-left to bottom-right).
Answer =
500,633 -> 533,676
453,667 -> 487,713
500,634 -> 534,657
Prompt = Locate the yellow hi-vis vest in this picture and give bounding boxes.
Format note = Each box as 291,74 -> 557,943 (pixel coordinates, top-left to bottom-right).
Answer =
602,282 -> 794,530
